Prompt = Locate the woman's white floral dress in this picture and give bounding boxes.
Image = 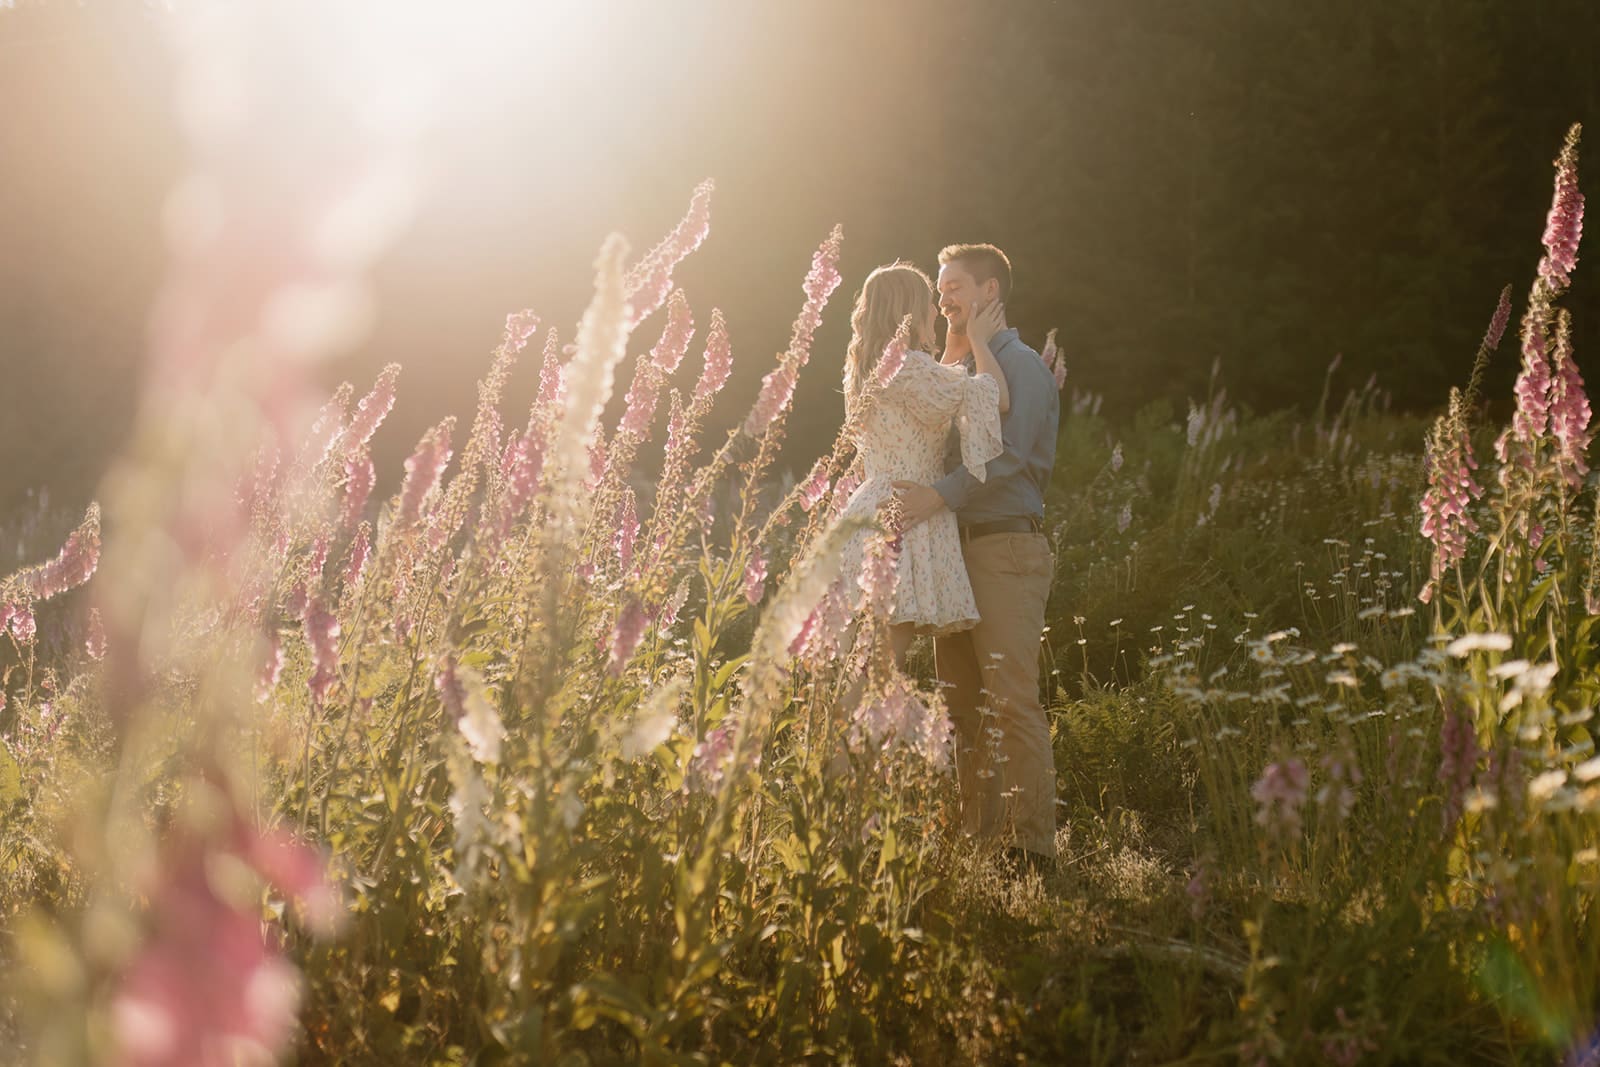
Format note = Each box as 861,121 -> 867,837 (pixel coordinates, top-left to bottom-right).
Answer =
837,350 -> 1003,634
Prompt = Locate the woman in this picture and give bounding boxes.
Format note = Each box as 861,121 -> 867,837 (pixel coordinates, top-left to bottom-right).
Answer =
836,261 -> 1009,667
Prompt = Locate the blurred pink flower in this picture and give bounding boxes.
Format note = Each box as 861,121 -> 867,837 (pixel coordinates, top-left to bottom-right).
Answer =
110,815 -> 340,1067
342,363 -> 400,454
85,607 -> 107,661
255,631 -> 284,705
614,489 -> 640,572
686,720 -> 736,793
857,531 -> 900,616
1250,758 -> 1309,838
341,450 -> 374,531
608,600 -> 649,676
744,546 -> 768,605
342,522 -> 371,592
535,328 -> 567,416
1438,703 -> 1479,829
1538,124 -> 1584,293
656,579 -> 690,629
302,601 -> 340,704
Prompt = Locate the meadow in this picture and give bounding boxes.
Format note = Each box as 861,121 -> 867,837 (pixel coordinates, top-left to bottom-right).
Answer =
0,125 -> 1596,1066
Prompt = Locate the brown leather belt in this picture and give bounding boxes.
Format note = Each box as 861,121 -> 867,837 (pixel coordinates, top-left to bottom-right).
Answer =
959,516 -> 1042,542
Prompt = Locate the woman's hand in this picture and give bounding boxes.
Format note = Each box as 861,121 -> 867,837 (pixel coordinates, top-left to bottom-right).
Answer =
968,299 -> 1005,350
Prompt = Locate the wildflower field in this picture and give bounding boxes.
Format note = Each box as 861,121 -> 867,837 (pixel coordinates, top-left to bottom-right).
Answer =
1,86 -> 1598,1067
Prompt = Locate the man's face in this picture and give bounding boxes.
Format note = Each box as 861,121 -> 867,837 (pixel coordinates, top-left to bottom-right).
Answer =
937,260 -> 992,337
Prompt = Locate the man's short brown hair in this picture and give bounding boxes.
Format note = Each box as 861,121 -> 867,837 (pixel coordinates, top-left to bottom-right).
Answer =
938,243 -> 1013,302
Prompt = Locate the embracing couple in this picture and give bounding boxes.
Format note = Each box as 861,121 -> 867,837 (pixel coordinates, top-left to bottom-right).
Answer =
837,243 -> 1059,874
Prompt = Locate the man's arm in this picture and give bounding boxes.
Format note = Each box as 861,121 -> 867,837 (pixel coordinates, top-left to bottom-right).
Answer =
932,348 -> 1052,510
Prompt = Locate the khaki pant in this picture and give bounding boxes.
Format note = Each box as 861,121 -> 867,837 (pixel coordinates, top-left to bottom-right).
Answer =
935,531 -> 1057,858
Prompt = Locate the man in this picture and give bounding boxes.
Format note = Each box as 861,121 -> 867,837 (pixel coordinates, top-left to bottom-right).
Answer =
893,243 -> 1060,872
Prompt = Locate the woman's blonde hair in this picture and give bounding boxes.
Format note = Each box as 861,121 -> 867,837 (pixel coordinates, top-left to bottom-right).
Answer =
844,262 -> 935,414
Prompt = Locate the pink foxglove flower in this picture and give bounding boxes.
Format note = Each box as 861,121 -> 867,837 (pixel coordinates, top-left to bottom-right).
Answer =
397,417 -> 455,529
1315,744 -> 1363,821
830,471 -> 861,519
341,450 -> 374,531
744,546 -> 768,605
503,309 -> 541,351
744,363 -> 798,438
342,522 -> 371,592
657,579 -> 690,629
342,362 -> 400,453
110,812 -> 340,1067
535,327 -> 566,416
624,181 -> 713,328
798,458 -> 831,512
650,289 -> 695,373
17,502 -> 101,601
618,363 -> 662,442
857,531 -> 900,617
608,599 -> 649,676
491,430 -> 545,548
686,721 -> 736,794
1420,392 -> 1483,597
8,605 -> 36,645
875,321 -> 911,388
614,489 -> 640,571
789,225 -> 843,366
303,601 -> 340,704
1250,758 -> 1310,838
1548,309 -> 1593,489
693,309 -> 732,403
1538,124 -> 1584,293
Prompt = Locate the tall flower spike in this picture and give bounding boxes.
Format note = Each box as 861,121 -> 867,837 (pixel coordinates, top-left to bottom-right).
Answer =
743,362 -> 798,438
650,289 -> 695,373
624,181 -> 713,328
1419,389 -> 1483,600
1539,123 -> 1584,294
396,417 -> 455,529
341,362 -> 400,454
1463,285 -> 1513,414
552,235 -> 632,523
693,309 -> 732,404
874,315 -> 911,388
503,308 -> 541,351
12,502 -> 101,602
1548,308 -> 1593,488
790,225 -> 844,366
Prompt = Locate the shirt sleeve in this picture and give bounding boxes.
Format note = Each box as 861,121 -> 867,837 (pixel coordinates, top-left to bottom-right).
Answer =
933,349 -> 1052,510
880,352 -> 1003,480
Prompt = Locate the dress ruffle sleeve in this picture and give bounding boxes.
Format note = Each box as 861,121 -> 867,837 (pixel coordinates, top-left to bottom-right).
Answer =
954,370 -> 1003,481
